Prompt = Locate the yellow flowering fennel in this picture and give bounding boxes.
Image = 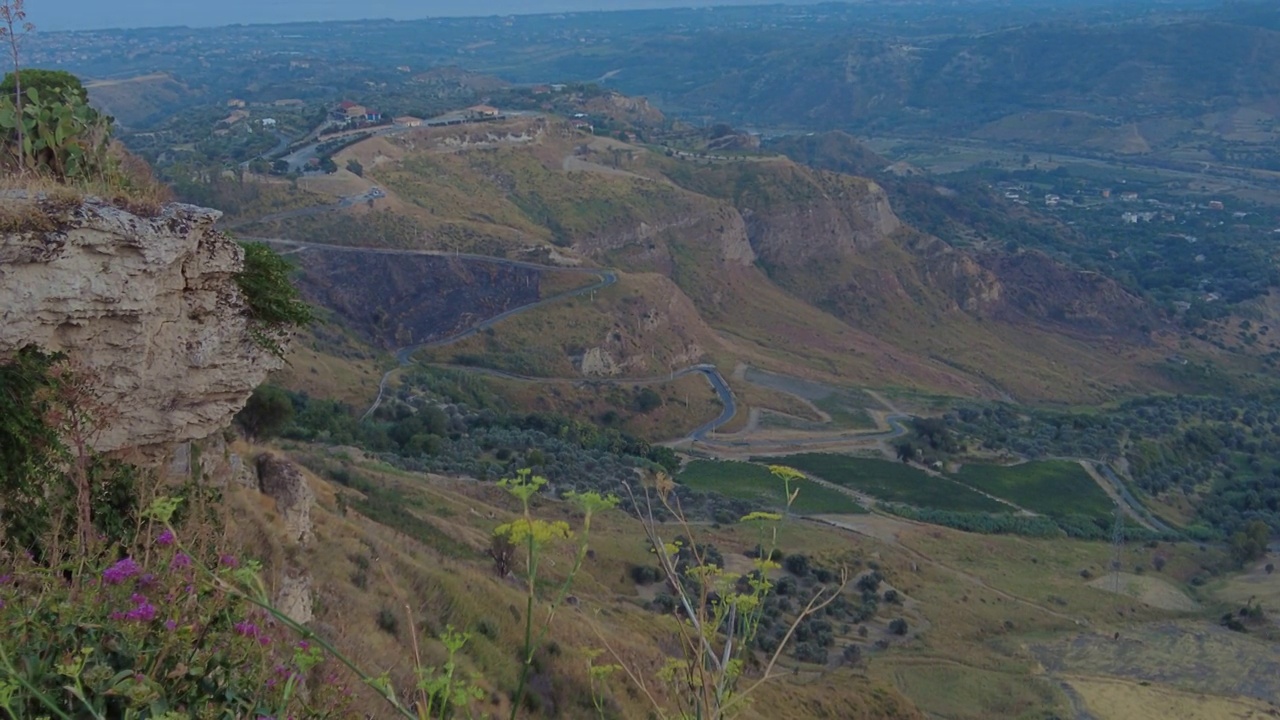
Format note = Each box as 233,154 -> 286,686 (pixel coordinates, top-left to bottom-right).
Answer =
496,469 -> 618,720
598,465 -> 846,720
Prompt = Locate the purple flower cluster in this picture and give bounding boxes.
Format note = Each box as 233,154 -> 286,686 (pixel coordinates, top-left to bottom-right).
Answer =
170,552 -> 192,571
156,529 -> 175,547
102,557 -> 141,585
111,593 -> 157,623
234,620 -> 272,645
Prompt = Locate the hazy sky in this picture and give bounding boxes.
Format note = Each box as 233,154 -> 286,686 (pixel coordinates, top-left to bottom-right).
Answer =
35,1 -> 823,31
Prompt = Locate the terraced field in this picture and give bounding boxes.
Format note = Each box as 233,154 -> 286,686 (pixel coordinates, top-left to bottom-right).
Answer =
950,460 -> 1114,519
757,454 -> 1010,513
678,459 -> 867,514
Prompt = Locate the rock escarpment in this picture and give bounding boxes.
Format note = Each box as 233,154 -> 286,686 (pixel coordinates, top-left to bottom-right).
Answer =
742,172 -> 901,268
0,193 -> 283,453
256,452 -> 316,546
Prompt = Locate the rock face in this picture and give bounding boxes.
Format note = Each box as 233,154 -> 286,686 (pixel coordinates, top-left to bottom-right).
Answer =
0,194 -> 283,453
743,171 -> 901,269
276,570 -> 315,625
256,452 -> 315,545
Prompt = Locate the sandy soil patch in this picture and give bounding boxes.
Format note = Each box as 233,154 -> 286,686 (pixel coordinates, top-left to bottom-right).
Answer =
297,170 -> 372,198
1087,572 -> 1198,612
1212,559 -> 1280,612
1064,674 -> 1277,720
336,136 -> 407,167
561,154 -> 650,180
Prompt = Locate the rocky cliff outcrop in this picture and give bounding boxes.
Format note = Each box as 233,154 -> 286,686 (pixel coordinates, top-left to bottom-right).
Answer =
256,452 -> 316,545
976,250 -> 1152,333
742,171 -> 901,270
0,193 -> 283,453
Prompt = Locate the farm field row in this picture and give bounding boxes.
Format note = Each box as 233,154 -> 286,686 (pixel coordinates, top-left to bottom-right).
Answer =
679,454 -> 1115,520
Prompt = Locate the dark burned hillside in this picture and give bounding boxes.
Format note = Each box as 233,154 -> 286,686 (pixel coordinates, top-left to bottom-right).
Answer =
286,246 -> 541,349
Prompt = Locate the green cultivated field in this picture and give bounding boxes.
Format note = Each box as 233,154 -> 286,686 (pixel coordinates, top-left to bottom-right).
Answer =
679,460 -> 866,514
759,454 -> 1009,513
950,461 -> 1114,519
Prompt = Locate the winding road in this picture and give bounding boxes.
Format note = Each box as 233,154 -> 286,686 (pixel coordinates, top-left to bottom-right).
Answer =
251,238 -> 739,437
256,240 -> 1173,533
255,238 -> 926,449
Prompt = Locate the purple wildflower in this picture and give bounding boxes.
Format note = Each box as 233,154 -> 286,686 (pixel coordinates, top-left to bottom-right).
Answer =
124,602 -> 157,622
156,529 -> 175,547
135,573 -> 156,589
103,557 -> 141,585
170,552 -> 192,571
297,640 -> 309,650
220,554 -> 239,568
164,619 -> 178,631
0,574 -> 12,584
258,635 -> 271,646
234,620 -> 259,638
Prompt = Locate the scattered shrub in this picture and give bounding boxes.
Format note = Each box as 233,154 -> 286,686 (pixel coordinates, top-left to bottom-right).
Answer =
783,553 -> 811,577
376,607 -> 400,636
234,242 -> 314,356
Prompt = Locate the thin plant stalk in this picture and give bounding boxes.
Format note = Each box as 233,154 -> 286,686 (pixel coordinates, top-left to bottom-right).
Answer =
0,0 -> 31,171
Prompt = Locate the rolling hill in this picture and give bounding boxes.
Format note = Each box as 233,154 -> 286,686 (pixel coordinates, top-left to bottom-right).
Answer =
247,115 -> 1182,405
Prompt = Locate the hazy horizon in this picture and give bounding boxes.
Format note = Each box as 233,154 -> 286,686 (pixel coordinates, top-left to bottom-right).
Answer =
35,0 -> 831,32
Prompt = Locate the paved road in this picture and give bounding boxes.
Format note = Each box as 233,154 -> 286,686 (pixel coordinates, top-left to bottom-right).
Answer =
690,412 -> 912,451
238,130 -> 293,171
277,111 -> 539,173
221,190 -> 378,231
1094,463 -> 1176,535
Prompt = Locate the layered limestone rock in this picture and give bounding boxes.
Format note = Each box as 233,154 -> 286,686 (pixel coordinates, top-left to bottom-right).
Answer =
256,452 -> 316,545
276,570 -> 315,625
0,194 -> 283,453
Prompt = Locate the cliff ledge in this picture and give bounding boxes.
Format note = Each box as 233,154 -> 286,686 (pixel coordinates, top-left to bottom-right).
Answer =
0,193 -> 284,453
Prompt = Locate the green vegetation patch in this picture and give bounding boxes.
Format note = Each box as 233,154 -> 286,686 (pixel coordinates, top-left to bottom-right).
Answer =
812,394 -> 877,429
951,461 -> 1114,519
678,460 -> 866,514
759,454 -> 1008,513
234,242 -> 315,356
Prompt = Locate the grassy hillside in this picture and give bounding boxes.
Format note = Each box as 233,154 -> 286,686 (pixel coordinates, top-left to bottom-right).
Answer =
261,116 -> 1201,409
227,443 -> 932,719
217,436 -> 1259,719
